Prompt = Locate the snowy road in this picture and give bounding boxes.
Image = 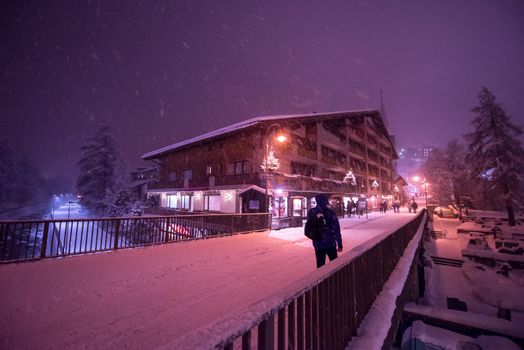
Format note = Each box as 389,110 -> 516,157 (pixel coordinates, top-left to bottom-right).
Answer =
0,210 -> 418,350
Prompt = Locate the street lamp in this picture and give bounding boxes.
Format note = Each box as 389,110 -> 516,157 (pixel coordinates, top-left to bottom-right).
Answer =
261,123 -> 287,216
422,180 -> 429,207
394,184 -> 400,201
67,201 -> 76,219
50,195 -> 59,219
412,175 -> 429,207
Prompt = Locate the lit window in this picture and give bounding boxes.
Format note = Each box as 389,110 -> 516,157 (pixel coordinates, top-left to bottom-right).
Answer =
204,194 -> 220,211
167,194 -> 177,208
180,194 -> 191,209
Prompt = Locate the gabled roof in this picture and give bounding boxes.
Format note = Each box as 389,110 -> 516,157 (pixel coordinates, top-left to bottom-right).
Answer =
142,109 -> 392,160
394,175 -> 409,186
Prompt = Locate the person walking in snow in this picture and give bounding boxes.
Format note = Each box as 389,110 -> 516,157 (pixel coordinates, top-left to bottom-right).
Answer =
393,200 -> 400,213
381,199 -> 387,213
346,200 -> 352,217
304,194 -> 343,268
410,200 -> 418,213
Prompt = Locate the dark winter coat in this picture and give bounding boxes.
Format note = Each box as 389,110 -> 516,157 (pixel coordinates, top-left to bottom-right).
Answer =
306,194 -> 343,251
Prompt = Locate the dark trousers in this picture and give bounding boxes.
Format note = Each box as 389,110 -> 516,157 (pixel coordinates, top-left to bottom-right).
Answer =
315,246 -> 338,268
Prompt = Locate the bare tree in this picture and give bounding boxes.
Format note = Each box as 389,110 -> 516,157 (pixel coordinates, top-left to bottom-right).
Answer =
423,139 -> 472,216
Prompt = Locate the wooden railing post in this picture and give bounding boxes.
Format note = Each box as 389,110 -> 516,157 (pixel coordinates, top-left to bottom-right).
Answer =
288,300 -> 296,350
278,308 -> 286,350
298,295 -> 305,350
258,314 -> 275,350
241,330 -> 251,350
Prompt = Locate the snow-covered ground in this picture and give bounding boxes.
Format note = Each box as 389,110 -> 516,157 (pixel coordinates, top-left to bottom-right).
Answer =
400,319 -> 521,350
423,215 -> 524,328
0,209 -> 419,350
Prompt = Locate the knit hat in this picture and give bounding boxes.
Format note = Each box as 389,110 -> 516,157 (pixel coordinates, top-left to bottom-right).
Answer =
314,194 -> 328,208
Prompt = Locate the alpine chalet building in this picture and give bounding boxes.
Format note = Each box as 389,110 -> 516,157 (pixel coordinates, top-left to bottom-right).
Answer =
142,109 -> 399,219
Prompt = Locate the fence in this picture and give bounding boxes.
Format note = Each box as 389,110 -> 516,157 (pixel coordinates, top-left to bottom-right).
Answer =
145,207 -> 304,230
271,216 -> 303,230
0,213 -> 270,263
202,211 -> 426,350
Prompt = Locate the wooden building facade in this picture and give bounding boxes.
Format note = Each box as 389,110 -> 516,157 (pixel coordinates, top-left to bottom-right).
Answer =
142,109 -> 399,218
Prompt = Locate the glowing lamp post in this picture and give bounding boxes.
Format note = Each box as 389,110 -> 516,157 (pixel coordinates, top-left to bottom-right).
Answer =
67,201 -> 77,219
50,195 -> 59,219
412,175 -> 428,207
261,124 -> 287,218
422,180 -> 429,207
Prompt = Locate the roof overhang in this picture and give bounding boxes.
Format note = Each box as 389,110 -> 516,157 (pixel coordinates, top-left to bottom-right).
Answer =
142,109 -> 382,160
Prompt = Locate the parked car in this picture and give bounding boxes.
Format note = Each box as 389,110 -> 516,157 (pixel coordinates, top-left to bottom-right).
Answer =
433,205 -> 458,218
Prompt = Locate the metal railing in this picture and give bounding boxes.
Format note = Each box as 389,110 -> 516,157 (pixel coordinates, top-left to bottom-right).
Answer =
271,216 -> 303,230
0,213 -> 270,263
209,211 -> 427,350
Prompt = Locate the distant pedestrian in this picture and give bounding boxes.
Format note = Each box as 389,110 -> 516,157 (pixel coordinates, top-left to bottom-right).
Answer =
304,194 -> 343,268
410,200 -> 418,213
393,200 -> 400,213
346,200 -> 353,217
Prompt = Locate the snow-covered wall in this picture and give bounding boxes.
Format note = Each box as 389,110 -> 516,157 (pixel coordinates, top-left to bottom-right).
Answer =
347,213 -> 426,349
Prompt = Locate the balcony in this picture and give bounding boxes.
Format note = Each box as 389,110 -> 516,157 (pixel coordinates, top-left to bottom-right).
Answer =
321,145 -> 347,169
347,138 -> 366,158
295,146 -> 317,161
318,123 -> 347,150
290,133 -> 317,161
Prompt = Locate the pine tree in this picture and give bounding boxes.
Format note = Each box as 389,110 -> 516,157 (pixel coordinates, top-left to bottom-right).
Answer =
0,140 -> 18,207
465,87 -> 524,225
76,124 -> 120,215
0,139 -> 44,208
105,174 -> 140,217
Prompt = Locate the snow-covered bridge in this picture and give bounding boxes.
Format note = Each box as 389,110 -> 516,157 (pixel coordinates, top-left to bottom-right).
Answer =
0,210 -> 426,349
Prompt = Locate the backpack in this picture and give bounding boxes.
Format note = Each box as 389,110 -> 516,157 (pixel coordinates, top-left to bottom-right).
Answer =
304,211 -> 329,240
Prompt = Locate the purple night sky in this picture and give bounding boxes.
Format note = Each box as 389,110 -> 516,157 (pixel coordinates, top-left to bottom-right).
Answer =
2,1 -> 524,181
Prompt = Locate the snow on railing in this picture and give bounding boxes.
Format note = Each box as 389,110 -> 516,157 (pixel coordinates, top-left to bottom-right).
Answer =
167,211 -> 427,350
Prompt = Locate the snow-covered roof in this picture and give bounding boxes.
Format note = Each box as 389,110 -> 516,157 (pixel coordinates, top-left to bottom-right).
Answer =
129,179 -> 152,188
131,166 -> 157,173
142,109 -> 381,160
237,185 -> 268,195
394,175 -> 409,186
146,184 -> 267,194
